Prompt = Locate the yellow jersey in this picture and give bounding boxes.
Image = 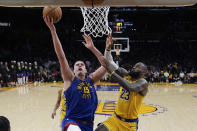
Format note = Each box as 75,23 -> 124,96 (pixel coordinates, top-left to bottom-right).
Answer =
115,79 -> 145,119
61,88 -> 66,111
60,88 -> 66,124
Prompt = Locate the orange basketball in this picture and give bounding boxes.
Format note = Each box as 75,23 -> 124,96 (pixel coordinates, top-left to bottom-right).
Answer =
43,6 -> 62,23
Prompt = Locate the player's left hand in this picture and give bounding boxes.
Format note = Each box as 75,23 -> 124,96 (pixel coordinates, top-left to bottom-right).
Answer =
82,35 -> 95,49
51,111 -> 56,119
106,33 -> 113,50
43,16 -> 56,32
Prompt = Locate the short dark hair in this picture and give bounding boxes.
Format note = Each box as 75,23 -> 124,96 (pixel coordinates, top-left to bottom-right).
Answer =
0,116 -> 10,131
136,62 -> 148,73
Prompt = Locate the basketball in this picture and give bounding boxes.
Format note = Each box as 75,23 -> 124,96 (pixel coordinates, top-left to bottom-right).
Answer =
43,6 -> 62,23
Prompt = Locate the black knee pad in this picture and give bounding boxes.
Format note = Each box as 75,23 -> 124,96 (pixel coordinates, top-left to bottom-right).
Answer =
97,122 -> 103,127
95,123 -> 108,131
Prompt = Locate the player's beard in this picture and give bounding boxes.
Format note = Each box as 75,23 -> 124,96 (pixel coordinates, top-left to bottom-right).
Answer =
77,69 -> 86,78
129,70 -> 141,80
77,71 -> 85,77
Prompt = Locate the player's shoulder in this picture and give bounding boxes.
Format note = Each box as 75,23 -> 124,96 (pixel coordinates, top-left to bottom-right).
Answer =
138,78 -> 147,82
137,78 -> 148,86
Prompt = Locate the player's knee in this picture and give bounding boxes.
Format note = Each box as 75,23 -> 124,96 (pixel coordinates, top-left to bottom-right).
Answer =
95,123 -> 108,131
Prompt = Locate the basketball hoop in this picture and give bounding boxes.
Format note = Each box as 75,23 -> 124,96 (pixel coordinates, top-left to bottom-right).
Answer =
80,6 -> 112,38
115,48 -> 120,56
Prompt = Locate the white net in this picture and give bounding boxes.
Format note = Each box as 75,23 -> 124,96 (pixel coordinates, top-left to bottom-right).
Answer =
80,7 -> 112,38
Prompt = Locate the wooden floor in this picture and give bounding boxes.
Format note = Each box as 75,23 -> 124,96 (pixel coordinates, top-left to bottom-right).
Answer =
0,83 -> 197,131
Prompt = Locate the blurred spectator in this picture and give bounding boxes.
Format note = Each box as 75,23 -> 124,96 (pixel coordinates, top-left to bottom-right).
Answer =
179,71 -> 185,81
160,70 -> 165,82
172,62 -> 178,74
185,74 -> 191,83
0,62 -> 8,87
0,73 -> 3,87
153,70 -> 160,82
33,61 -> 41,86
188,70 -> 195,83
164,70 -> 169,82
10,61 -> 17,86
168,73 -> 173,83
173,74 -> 180,82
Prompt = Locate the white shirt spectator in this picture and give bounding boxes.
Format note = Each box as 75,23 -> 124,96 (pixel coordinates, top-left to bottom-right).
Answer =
179,72 -> 185,78
154,71 -> 160,77
164,71 -> 169,78
189,72 -> 195,78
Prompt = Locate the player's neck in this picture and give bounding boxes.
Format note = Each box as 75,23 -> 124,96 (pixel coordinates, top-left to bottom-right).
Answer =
76,75 -> 86,81
131,75 -> 143,81
131,78 -> 138,81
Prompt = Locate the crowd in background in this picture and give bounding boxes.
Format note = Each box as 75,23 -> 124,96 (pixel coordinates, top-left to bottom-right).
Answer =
0,60 -> 60,87
145,62 -> 197,84
0,58 -> 197,88
1,7 -> 197,87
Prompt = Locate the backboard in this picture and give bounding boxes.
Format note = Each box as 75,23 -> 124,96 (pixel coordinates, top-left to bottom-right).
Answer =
111,37 -> 130,53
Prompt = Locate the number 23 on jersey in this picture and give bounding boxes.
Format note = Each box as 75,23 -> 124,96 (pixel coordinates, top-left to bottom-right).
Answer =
120,88 -> 130,101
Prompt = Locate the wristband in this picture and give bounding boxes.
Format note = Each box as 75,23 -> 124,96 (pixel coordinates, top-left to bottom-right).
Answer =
106,48 -> 111,51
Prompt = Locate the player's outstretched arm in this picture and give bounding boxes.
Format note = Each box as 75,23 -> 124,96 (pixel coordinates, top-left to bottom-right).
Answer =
82,35 -> 106,83
82,35 -> 106,67
43,16 -> 74,82
109,70 -> 148,96
104,34 -> 129,77
104,34 -> 119,72
51,89 -> 62,119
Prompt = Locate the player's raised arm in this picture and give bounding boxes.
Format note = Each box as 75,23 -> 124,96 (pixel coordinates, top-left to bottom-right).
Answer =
104,34 -> 130,78
104,34 -> 120,73
82,35 -> 107,83
43,16 -> 74,82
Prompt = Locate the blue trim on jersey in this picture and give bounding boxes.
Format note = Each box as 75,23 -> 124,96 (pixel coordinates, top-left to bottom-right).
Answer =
136,119 -> 139,131
64,77 -> 98,122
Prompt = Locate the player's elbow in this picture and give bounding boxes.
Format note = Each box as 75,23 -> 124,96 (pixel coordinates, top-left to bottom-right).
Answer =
128,85 -> 141,92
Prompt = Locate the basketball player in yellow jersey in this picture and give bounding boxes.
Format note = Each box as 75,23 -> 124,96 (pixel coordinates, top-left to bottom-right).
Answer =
51,88 -> 66,126
95,41 -> 148,131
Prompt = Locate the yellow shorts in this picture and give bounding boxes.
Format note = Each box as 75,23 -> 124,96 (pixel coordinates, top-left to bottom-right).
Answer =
60,111 -> 66,126
104,115 -> 138,131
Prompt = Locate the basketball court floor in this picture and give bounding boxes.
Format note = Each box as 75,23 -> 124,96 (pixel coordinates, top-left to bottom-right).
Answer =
0,82 -> 197,131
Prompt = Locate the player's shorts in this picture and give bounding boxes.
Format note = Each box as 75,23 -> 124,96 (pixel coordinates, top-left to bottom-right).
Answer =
104,115 -> 139,131
62,118 -> 93,131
